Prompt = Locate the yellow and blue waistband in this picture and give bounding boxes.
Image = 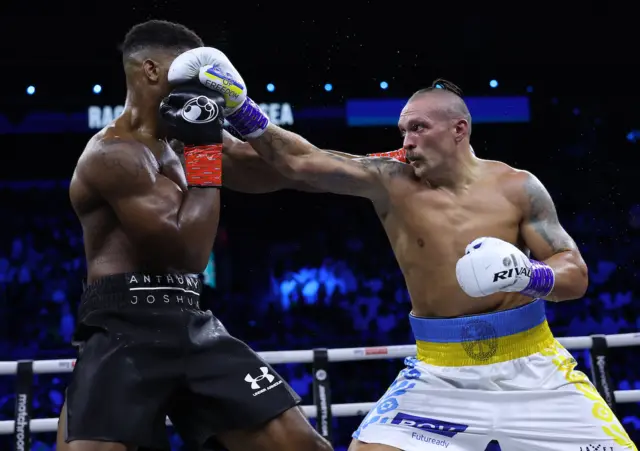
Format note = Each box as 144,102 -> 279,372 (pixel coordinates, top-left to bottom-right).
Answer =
410,300 -> 556,366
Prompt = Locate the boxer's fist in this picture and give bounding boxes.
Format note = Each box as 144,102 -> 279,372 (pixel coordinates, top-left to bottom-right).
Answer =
160,85 -> 225,187
160,85 -> 225,145
168,47 -> 269,138
168,47 -> 246,115
366,149 -> 407,163
455,237 -> 555,298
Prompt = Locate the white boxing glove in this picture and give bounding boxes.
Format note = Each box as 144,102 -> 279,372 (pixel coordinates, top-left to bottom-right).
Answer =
168,47 -> 269,138
455,237 -> 555,298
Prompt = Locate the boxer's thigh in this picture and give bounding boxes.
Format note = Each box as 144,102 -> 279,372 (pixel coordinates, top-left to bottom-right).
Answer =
348,438 -> 402,450
352,358 -> 493,451
57,401 -> 133,451
496,361 -> 636,451
218,406 -> 331,451
64,327 -> 177,450
170,314 -> 318,449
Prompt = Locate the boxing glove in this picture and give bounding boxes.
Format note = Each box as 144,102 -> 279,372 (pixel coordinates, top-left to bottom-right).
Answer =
168,47 -> 269,139
160,85 -> 225,187
455,237 -> 555,298
366,149 -> 406,163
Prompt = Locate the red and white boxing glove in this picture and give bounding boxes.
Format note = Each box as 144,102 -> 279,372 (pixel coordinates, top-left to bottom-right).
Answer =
456,237 -> 555,298
366,149 -> 407,163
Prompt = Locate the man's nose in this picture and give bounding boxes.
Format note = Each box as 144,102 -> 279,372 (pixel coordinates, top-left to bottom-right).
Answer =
403,135 -> 416,150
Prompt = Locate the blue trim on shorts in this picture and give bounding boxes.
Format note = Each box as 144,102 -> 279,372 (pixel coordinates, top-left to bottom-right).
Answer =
409,299 -> 546,343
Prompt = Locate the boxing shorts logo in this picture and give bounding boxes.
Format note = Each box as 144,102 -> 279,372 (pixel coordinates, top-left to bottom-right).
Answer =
181,96 -> 219,124
580,445 -> 615,451
244,367 -> 275,390
391,412 -> 468,438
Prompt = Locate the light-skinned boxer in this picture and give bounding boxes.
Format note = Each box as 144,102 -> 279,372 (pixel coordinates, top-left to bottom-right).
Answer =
172,46 -> 637,451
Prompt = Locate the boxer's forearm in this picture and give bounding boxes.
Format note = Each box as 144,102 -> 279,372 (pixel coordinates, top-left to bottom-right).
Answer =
245,124 -> 392,198
248,124 -> 318,173
542,250 -> 588,302
222,131 -> 342,193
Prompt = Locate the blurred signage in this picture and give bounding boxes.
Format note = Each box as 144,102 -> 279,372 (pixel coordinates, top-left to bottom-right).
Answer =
0,97 -> 528,135
88,102 -> 294,130
346,97 -> 530,126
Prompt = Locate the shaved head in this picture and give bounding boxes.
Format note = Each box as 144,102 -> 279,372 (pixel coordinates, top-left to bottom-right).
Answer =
408,79 -> 472,136
398,79 -> 474,182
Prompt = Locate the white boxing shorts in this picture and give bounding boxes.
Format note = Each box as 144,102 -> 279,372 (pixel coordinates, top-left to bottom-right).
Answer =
352,300 -> 637,451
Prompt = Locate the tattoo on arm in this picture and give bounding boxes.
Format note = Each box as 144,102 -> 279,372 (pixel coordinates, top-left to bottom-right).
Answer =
319,153 -> 410,185
253,125 -> 309,164
248,125 -> 411,197
524,175 -> 575,253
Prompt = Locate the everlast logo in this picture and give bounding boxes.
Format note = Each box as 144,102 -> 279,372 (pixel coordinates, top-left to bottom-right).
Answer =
492,267 -> 531,282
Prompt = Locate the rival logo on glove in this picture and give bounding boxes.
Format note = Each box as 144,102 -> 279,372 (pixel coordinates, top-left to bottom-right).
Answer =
180,96 -> 220,124
492,266 -> 531,282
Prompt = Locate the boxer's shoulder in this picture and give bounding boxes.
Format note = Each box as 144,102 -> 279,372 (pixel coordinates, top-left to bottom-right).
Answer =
490,163 -> 551,217
77,131 -> 159,195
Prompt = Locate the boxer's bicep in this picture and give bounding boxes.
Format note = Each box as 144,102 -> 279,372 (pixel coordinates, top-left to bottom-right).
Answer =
518,172 -> 578,260
85,144 -> 184,245
286,152 -> 391,198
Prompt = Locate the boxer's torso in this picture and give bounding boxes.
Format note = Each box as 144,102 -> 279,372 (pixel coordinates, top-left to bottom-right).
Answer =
376,159 -> 533,318
70,118 -> 220,282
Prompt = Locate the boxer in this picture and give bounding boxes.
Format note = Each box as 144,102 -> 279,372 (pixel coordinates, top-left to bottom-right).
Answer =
57,20 -> 333,451
176,47 -> 637,451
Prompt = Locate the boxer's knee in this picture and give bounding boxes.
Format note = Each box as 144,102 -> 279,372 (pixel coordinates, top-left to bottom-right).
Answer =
348,438 -> 402,451
64,441 -> 131,451
57,401 -> 132,451
312,434 -> 333,451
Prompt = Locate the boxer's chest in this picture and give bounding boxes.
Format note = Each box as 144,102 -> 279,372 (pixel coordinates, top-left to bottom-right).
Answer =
152,142 -> 188,191
383,184 -> 524,276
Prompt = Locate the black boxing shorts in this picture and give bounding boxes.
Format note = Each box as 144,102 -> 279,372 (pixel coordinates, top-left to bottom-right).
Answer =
64,273 -> 301,450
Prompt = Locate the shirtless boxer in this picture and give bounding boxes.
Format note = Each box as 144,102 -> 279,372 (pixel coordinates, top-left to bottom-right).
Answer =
174,48 -> 638,451
57,20 -> 333,451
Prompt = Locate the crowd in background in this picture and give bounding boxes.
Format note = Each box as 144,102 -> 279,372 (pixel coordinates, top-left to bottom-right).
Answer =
0,179 -> 637,450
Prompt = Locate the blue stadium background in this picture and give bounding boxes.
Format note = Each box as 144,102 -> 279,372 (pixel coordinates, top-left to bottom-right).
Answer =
0,7 -> 638,450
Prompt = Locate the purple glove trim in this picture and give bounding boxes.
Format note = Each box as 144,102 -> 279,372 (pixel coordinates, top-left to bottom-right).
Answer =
226,97 -> 269,138
520,260 -> 555,298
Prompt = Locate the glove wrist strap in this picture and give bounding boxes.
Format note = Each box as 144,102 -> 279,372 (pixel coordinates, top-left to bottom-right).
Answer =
226,97 -> 269,139
367,149 -> 406,163
520,260 -> 555,298
184,144 -> 222,187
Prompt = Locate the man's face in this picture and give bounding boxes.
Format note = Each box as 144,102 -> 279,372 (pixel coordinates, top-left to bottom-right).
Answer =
398,96 -> 454,178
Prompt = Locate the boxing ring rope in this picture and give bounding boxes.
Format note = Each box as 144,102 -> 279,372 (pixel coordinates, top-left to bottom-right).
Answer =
3,332 -> 640,449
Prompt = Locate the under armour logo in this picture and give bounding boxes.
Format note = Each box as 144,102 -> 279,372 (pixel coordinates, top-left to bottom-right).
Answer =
245,367 -> 275,390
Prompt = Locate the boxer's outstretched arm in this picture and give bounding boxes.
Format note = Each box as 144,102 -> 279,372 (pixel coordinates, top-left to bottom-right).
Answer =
517,172 -> 588,301
222,130 -> 331,193
79,139 -> 218,270
247,124 -> 405,199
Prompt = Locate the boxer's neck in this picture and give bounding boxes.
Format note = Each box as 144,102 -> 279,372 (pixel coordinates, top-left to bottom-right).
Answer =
123,88 -> 163,138
421,143 -> 478,190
